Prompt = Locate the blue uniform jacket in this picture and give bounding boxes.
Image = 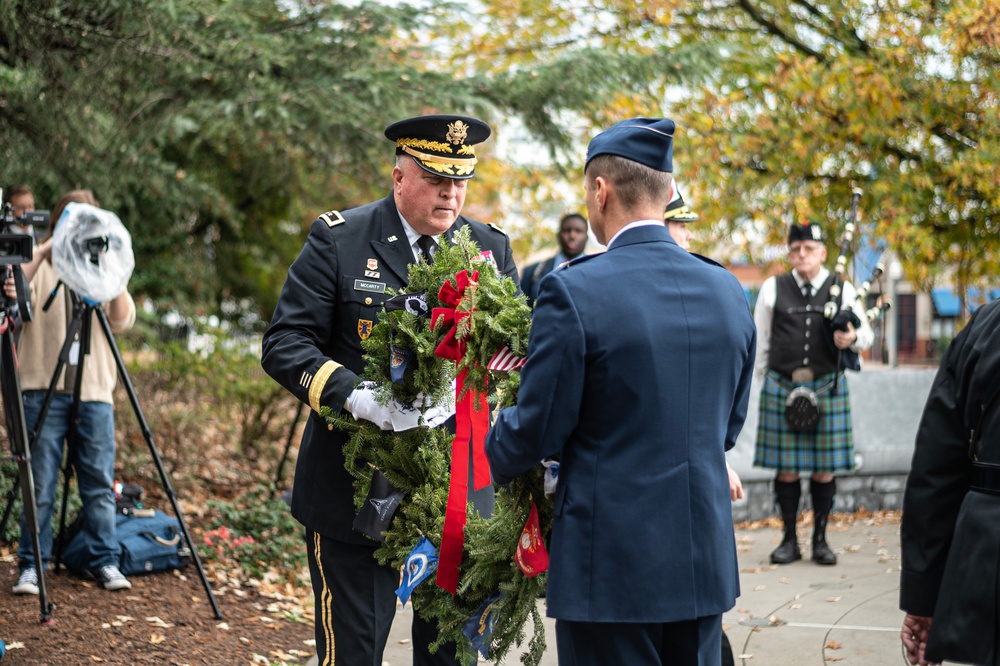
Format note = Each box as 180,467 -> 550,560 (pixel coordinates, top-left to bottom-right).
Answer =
262,194 -> 518,543
486,224 -> 756,623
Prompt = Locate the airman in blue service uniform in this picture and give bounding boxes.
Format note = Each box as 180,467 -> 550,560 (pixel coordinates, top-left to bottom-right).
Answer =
262,114 -> 518,666
486,118 -> 756,666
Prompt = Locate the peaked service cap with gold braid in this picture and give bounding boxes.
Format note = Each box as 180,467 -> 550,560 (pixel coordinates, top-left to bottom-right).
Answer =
663,186 -> 700,223
384,114 -> 491,180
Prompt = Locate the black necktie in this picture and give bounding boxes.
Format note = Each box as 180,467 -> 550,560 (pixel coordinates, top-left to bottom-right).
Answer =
803,282 -> 813,298
416,235 -> 436,263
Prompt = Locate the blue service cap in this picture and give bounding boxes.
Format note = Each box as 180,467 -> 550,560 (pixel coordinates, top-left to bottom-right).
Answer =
585,118 -> 675,172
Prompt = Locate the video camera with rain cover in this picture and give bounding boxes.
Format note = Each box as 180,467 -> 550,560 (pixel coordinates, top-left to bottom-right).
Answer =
1,189 -> 50,321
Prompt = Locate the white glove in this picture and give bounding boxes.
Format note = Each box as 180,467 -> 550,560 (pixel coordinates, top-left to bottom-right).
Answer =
542,459 -> 560,497
345,382 -> 394,430
389,391 -> 455,431
346,382 -> 456,432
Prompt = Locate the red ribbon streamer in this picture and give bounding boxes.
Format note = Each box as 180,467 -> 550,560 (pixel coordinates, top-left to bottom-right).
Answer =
431,270 -> 491,594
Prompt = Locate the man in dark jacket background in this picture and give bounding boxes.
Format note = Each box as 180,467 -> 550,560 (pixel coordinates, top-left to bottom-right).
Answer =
520,212 -> 588,307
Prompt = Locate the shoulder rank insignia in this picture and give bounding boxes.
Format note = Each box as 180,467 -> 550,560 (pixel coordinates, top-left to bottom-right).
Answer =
559,253 -> 599,270
690,252 -> 724,268
319,210 -> 346,228
487,222 -> 507,236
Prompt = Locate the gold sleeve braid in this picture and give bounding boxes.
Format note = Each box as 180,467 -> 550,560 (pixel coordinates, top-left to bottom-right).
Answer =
308,360 -> 343,413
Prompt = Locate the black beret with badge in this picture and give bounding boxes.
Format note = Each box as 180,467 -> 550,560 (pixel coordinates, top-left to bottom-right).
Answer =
663,186 -> 699,223
585,117 -> 676,172
384,114 -> 492,180
787,220 -> 825,244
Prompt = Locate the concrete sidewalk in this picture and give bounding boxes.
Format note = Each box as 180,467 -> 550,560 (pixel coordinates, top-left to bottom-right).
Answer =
306,511 -> 908,666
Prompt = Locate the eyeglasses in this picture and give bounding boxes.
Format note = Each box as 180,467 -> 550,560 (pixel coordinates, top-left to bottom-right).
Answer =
788,243 -> 823,255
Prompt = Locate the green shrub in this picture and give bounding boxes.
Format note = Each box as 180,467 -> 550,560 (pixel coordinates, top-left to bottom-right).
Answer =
198,486 -> 306,583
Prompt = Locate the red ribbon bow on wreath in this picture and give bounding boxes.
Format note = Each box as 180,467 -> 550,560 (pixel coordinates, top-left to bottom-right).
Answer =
431,269 -> 491,594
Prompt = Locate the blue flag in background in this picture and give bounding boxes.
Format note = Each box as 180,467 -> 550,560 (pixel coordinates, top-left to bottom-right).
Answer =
396,537 -> 439,605
462,593 -> 503,659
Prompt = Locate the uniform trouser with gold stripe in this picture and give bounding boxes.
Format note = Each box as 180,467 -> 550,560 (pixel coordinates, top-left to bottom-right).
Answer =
306,529 -> 472,666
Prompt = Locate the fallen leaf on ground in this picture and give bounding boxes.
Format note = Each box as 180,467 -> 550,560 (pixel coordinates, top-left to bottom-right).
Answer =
825,641 -> 842,649
150,633 -> 166,644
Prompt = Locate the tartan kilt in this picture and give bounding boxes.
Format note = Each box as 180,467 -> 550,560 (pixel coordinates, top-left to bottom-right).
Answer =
754,369 -> 856,473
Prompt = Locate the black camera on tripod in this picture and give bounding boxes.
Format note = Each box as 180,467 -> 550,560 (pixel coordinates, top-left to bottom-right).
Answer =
1,196 -> 51,322
0,202 -> 50,265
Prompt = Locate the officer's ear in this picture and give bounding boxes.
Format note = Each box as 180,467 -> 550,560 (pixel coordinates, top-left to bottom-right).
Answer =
392,165 -> 406,194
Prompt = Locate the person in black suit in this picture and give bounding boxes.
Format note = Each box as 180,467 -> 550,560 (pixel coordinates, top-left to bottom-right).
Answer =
900,298 -> 1000,666
486,118 -> 756,666
519,212 -> 588,307
261,114 -> 519,666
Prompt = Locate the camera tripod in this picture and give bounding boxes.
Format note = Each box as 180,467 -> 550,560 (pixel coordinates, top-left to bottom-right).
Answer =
0,269 -> 54,623
0,283 -> 222,619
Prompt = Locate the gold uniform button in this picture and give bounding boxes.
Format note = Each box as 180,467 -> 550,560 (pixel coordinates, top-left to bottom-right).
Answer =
365,297 -> 372,305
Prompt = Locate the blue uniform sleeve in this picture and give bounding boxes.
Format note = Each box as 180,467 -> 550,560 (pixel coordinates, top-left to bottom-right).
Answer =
485,273 -> 585,484
727,312 -> 757,451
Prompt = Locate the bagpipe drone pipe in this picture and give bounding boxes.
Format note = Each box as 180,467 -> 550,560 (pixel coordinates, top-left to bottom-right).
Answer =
820,188 -> 891,379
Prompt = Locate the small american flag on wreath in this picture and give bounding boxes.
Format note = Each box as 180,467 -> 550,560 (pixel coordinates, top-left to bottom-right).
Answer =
487,344 -> 527,372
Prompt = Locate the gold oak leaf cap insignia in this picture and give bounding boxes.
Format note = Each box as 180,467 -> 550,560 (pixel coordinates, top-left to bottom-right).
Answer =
384,114 -> 491,180
663,186 -> 699,223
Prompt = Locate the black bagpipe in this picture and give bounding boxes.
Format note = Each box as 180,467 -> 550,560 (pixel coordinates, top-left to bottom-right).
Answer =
784,188 -> 891,431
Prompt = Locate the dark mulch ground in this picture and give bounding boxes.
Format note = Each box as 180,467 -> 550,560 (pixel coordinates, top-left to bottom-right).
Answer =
0,560 -> 315,665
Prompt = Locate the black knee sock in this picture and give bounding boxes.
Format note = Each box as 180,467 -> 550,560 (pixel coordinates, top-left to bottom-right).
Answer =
774,480 -> 801,537
810,478 -> 836,517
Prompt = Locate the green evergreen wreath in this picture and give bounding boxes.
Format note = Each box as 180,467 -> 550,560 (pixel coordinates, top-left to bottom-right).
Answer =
321,226 -> 552,665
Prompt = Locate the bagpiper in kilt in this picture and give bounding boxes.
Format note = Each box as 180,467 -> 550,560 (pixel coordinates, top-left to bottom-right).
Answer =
752,221 -> 873,568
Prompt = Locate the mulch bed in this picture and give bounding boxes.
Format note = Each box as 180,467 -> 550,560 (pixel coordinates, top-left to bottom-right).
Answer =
0,560 -> 315,665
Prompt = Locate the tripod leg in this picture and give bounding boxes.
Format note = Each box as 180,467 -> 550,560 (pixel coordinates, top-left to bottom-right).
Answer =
1,322 -> 54,623
94,307 -> 223,619
272,401 -> 305,498
52,456 -> 76,574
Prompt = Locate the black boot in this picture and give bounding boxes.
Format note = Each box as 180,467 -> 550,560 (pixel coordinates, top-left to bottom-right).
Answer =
770,529 -> 802,564
810,479 -> 838,565
770,480 -> 802,565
